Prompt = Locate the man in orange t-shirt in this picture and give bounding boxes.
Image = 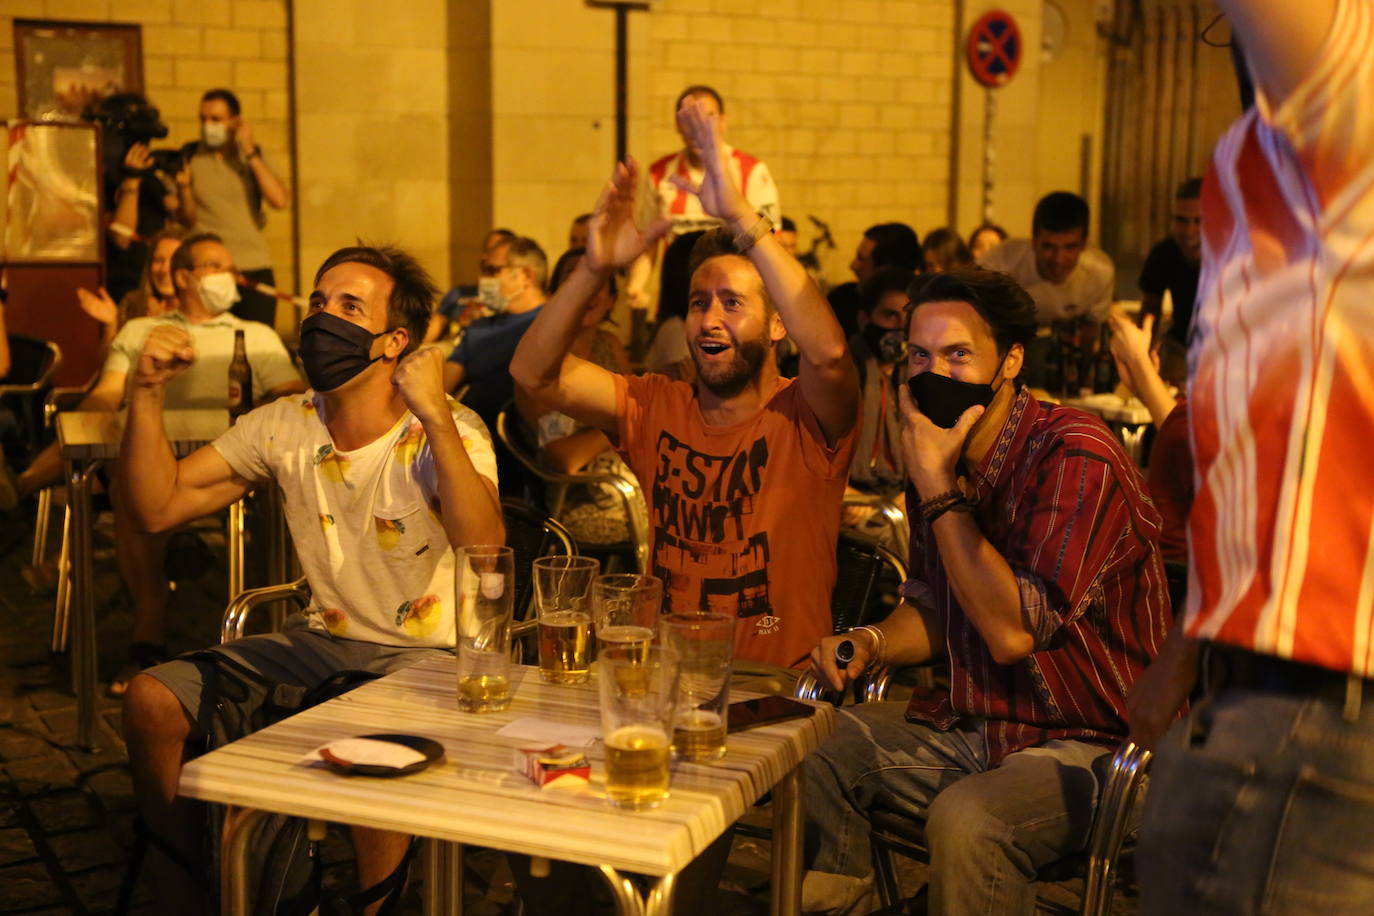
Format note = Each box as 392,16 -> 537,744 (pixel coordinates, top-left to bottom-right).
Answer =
513,98 -> 859,670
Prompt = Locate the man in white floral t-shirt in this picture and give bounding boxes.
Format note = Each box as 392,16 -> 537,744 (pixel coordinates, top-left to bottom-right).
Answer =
119,244 -> 503,912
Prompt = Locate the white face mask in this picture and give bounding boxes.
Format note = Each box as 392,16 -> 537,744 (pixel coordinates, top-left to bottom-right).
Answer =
202,122 -> 229,148
477,276 -> 508,314
199,271 -> 241,315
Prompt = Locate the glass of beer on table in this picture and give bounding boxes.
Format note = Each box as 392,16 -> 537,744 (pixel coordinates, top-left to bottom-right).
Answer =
532,555 -> 600,684
592,574 -> 663,659
455,545 -> 514,712
661,612 -> 734,761
597,644 -> 680,810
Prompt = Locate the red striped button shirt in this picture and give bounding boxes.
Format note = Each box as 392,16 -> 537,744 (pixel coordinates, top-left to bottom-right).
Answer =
1185,0 -> 1374,675
902,388 -> 1170,764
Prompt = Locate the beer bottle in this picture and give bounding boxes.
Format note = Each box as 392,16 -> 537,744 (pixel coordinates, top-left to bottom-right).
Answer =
1060,321 -> 1081,396
1043,325 -> 1064,395
1093,322 -> 1117,394
228,328 -> 253,422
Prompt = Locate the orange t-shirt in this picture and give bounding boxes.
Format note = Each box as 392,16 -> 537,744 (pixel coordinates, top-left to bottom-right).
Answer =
615,373 -> 857,668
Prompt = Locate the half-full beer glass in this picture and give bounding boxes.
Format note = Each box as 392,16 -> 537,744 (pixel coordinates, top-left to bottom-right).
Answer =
592,574 -> 662,659
455,545 -> 514,712
598,645 -> 680,810
661,612 -> 734,761
533,555 -> 600,684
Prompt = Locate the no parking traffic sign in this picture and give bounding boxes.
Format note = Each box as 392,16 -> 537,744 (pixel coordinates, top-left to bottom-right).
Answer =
967,10 -> 1022,88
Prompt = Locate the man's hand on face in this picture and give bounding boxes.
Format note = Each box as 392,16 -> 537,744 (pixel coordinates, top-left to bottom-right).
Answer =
670,97 -> 750,223
134,325 -> 196,389
235,118 -> 255,157
896,380 -> 983,499
392,345 -> 450,424
585,159 -> 670,273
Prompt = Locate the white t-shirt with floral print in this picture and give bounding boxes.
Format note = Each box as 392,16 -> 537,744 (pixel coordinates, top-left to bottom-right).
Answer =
211,392 -> 498,648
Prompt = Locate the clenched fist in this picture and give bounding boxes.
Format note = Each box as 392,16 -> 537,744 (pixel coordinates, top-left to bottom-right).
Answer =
392,345 -> 449,424
134,325 -> 196,389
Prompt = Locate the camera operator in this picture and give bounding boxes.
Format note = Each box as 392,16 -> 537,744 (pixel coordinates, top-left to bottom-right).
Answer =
177,88 -> 288,328
86,93 -> 187,305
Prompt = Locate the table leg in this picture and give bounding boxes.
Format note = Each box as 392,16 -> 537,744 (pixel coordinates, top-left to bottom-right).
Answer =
423,839 -> 462,916
68,460 -> 99,750
771,766 -> 803,916
220,806 -> 271,916
597,865 -> 648,916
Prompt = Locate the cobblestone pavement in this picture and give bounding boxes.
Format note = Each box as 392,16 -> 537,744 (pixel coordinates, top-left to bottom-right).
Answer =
0,497 -> 1131,915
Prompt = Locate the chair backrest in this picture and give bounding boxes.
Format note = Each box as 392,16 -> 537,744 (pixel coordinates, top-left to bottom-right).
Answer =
501,498 -> 575,621
0,335 -> 61,390
830,529 -> 909,633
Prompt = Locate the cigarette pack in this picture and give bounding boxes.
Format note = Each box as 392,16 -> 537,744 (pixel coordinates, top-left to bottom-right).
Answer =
514,744 -> 591,788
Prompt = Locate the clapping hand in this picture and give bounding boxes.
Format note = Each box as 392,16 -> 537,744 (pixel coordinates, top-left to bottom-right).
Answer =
670,96 -> 750,223
585,159 -> 670,273
1107,311 -> 1160,398
76,287 -> 119,328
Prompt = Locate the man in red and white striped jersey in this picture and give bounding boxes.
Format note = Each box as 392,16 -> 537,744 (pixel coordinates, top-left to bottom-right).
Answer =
1134,0 -> 1374,909
647,85 -> 779,238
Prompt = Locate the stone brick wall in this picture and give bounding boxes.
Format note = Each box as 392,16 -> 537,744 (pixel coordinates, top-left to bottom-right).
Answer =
0,0 -> 295,294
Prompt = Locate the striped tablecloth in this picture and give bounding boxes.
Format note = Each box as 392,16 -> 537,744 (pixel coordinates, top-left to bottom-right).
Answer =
179,655 -> 833,878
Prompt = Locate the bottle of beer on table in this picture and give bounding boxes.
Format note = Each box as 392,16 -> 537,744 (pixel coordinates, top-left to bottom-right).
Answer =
1093,322 -> 1116,394
228,328 -> 253,423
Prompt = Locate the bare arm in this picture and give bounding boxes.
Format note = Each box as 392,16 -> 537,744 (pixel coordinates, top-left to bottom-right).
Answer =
543,427 -> 615,474
1216,0 -> 1337,109
674,98 -> 859,444
393,347 -> 504,549
0,304 -> 9,379
512,160 -> 668,435
236,120 -> 289,210
119,326 -> 253,532
809,599 -> 944,692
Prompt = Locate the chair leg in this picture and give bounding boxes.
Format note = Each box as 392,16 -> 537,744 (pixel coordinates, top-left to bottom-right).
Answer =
869,838 -> 904,909
32,486 -> 52,567
51,505 -> 72,654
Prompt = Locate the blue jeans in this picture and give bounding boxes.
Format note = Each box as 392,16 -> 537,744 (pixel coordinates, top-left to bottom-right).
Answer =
802,702 -> 1108,915
1138,686 -> 1374,914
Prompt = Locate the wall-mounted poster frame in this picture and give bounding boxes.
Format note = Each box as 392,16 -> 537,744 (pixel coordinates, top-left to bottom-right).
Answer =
14,19 -> 144,122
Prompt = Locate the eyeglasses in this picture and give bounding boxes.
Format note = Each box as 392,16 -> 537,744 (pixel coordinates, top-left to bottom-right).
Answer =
478,261 -> 506,278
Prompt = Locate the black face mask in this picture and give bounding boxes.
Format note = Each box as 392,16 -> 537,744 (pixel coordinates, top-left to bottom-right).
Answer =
906,356 -> 1009,428
297,312 -> 389,392
861,324 -> 905,364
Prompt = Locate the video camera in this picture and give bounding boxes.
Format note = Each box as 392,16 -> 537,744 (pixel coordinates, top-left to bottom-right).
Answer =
82,92 -> 184,186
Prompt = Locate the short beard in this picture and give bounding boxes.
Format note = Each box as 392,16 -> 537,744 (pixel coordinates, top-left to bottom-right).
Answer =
694,335 -> 770,399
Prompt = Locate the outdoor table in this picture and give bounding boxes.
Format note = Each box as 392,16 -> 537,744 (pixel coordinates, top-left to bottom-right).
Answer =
57,409 -> 284,749
179,656 -> 835,916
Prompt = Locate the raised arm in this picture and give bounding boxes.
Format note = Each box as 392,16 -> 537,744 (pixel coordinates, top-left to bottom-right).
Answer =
1216,0 -> 1337,109
674,98 -> 859,445
236,119 -> 289,210
119,325 -> 253,532
393,346 -> 504,549
511,160 -> 669,435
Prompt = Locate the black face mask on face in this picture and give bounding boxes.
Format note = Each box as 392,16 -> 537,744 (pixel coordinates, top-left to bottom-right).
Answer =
861,323 -> 906,364
906,354 -> 1010,428
297,311 -> 390,392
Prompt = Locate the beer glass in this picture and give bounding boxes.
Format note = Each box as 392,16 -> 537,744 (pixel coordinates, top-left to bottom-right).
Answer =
597,645 -> 680,810
455,545 -> 514,712
592,574 -> 662,659
533,555 -> 600,684
661,612 -> 734,761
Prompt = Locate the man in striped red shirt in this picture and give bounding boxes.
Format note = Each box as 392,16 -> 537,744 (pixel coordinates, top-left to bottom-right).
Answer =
801,269 -> 1168,915
1135,0 -> 1374,910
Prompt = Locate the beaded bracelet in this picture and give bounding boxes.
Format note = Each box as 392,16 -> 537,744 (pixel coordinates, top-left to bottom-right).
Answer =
925,496 -> 973,524
917,488 -> 962,516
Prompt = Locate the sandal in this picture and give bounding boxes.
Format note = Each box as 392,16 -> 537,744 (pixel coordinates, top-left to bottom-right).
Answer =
106,642 -> 171,698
